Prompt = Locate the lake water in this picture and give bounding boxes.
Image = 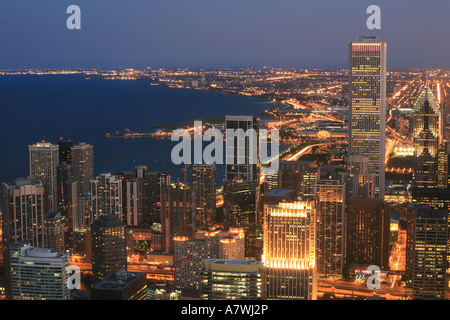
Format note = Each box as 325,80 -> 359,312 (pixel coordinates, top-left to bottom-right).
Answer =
0,74 -> 274,186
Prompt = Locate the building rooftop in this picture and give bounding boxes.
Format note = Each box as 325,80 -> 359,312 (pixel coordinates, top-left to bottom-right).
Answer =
93,214 -> 123,228
92,269 -> 145,290
204,259 -> 263,265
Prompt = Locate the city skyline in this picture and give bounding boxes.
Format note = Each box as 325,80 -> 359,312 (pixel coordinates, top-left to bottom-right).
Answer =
2,1 -> 450,304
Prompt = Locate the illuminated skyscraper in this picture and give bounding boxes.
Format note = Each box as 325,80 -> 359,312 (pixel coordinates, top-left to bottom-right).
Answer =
315,179 -> 345,276
2,178 -> 47,299
264,161 -> 319,200
348,37 -> 386,198
29,141 -> 60,211
44,211 -> 65,254
10,242 -> 70,300
412,210 -> 448,299
71,142 -> 94,195
160,183 -> 192,253
173,228 -> 245,291
192,164 -> 216,230
91,214 -> 127,280
200,259 -> 264,300
413,86 -> 440,189
90,173 -> 123,221
263,201 -> 317,300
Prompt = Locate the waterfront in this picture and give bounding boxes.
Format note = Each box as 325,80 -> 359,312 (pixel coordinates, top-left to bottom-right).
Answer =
0,74 -> 275,185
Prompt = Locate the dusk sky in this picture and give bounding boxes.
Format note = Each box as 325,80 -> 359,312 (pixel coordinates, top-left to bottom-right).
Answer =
1,0 -> 449,69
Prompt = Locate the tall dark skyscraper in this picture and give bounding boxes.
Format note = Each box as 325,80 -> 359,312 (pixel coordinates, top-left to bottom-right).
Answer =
57,139 -> 73,164
91,214 -> 127,280
412,86 -> 440,189
345,199 -> 390,271
315,179 -> 345,276
223,181 -> 259,258
225,115 -> 259,183
348,37 -> 387,198
192,164 -> 216,231
71,142 -> 94,196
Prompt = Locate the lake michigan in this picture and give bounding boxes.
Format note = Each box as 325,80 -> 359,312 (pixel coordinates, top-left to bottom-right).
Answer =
0,74 -> 274,186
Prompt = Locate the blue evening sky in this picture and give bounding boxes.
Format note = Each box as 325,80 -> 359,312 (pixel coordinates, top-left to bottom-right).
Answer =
0,0 -> 449,69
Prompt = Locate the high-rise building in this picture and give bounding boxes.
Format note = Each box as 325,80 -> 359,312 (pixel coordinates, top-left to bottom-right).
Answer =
264,161 -> 319,200
44,211 -> 65,254
74,191 -> 92,231
90,269 -> 147,300
315,179 -> 345,276
412,209 -> 448,299
263,201 -> 317,300
225,115 -> 258,183
10,242 -> 70,300
173,228 -> 245,291
437,142 -> 448,189
200,259 -> 264,300
29,141 -> 59,211
116,167 -> 171,225
348,36 -> 387,198
338,154 -> 376,199
192,164 -> 216,230
57,139 -> 73,164
71,142 -> 94,195
345,199 -> 390,271
412,86 -> 440,189
56,161 -> 78,250
223,181 -> 259,258
404,203 -> 448,283
90,173 -> 123,221
160,183 -> 192,253
91,214 -> 127,280
1,178 -> 47,299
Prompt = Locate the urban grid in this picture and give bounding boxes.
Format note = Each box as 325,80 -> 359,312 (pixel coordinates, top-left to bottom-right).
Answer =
1,34 -> 450,301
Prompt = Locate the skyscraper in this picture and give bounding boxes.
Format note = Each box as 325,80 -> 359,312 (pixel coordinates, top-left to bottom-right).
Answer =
57,139 -> 73,164
412,209 -> 448,299
200,259 -> 264,300
10,242 -> 70,300
348,37 -> 387,198
338,154 -> 376,199
1,178 -> 47,299
263,201 -> 317,300
44,211 -> 65,254
173,228 -> 245,291
160,183 -> 192,253
192,164 -> 216,230
225,115 -> 258,183
412,86 -> 440,189
223,181 -> 259,258
345,199 -> 390,271
91,214 -> 127,280
90,269 -> 147,300
264,161 -> 319,200
29,141 -> 59,211
71,142 -> 94,195
315,179 -> 345,276
90,173 -> 123,221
